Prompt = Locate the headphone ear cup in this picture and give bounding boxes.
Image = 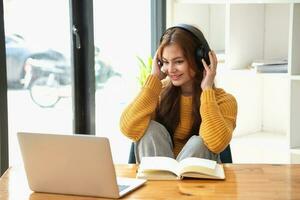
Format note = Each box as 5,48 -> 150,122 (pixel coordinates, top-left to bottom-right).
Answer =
203,49 -> 210,66
195,48 -> 203,70
195,46 -> 210,70
196,47 -> 204,58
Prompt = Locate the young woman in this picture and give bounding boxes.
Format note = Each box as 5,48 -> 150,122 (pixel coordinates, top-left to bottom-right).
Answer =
120,24 -> 237,163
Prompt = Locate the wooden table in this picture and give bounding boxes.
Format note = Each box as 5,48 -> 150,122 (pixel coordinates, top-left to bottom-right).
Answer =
0,164 -> 299,200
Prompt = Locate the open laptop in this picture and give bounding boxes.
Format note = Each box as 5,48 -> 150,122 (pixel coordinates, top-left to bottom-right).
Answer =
17,132 -> 146,198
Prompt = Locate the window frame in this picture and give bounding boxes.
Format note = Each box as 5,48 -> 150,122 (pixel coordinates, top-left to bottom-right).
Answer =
151,0 -> 166,56
0,0 -> 9,176
70,0 -> 96,135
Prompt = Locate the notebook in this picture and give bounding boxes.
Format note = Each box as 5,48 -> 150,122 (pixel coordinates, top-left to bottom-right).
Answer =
17,132 -> 146,198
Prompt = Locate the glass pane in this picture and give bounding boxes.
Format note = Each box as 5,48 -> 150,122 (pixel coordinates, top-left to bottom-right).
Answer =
93,0 -> 151,163
4,0 -> 72,167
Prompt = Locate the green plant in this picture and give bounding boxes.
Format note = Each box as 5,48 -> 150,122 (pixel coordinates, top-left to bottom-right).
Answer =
137,56 -> 152,87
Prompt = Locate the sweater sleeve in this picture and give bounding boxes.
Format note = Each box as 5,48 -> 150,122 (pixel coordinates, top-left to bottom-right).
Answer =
119,75 -> 162,141
199,88 -> 238,154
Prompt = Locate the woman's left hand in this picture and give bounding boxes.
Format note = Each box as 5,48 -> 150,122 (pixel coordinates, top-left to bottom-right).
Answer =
201,51 -> 218,90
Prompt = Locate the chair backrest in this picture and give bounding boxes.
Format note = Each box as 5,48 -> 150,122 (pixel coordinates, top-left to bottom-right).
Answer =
219,145 -> 232,163
128,142 -> 136,164
128,142 -> 233,163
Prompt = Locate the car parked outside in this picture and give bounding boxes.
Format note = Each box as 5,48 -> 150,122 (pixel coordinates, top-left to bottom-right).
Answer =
5,34 -> 66,89
5,34 -> 121,89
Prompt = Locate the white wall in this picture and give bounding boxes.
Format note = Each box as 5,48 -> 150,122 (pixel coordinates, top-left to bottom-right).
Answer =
171,3 -> 210,37
210,5 -> 226,51
216,68 -> 263,136
264,4 -> 289,60
261,75 -> 288,133
167,2 -> 225,51
227,4 -> 265,69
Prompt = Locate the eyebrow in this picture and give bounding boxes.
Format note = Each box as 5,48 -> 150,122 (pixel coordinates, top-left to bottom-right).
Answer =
162,56 -> 184,61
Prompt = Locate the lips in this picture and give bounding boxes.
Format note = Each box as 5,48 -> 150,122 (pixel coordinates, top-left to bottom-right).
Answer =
170,74 -> 182,81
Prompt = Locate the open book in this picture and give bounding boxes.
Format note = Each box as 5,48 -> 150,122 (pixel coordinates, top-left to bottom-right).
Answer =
136,156 -> 225,180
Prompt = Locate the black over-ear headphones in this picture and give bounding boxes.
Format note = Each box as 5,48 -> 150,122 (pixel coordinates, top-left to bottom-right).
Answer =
160,24 -> 211,70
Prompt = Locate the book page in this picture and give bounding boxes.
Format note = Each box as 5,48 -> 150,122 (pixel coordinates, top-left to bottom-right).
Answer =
178,157 -> 217,176
138,157 -> 180,176
181,164 -> 225,179
136,170 -> 180,180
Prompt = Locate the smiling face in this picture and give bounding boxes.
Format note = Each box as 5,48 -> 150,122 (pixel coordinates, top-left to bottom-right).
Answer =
161,43 -> 195,94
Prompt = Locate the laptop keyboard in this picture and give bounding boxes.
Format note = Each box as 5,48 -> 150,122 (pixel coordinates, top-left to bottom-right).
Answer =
118,184 -> 130,192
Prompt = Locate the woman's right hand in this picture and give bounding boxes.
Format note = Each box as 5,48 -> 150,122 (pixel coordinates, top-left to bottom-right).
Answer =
151,50 -> 167,80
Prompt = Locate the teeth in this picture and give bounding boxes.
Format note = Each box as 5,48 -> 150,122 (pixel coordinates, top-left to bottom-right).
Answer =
171,75 -> 180,79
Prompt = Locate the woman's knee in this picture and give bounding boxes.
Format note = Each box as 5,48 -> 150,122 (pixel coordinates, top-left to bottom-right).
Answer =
186,135 -> 207,151
177,135 -> 220,162
139,120 -> 171,143
134,120 -> 174,162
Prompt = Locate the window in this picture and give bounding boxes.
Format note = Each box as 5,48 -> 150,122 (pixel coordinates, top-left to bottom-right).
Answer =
93,0 -> 151,163
4,0 -> 72,167
2,0 -> 155,170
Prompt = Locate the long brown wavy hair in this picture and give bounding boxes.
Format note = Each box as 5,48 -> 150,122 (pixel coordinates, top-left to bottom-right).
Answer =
155,27 -> 206,142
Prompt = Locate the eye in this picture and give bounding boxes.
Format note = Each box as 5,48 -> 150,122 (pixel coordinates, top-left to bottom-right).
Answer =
162,61 -> 169,65
175,60 -> 184,64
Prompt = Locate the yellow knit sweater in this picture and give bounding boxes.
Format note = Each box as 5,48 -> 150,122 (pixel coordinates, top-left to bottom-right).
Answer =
120,75 -> 238,155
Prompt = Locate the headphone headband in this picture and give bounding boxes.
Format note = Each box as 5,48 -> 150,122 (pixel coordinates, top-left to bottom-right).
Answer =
172,24 -> 209,47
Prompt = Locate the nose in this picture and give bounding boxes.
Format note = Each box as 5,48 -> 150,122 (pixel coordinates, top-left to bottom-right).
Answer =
166,62 -> 177,73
